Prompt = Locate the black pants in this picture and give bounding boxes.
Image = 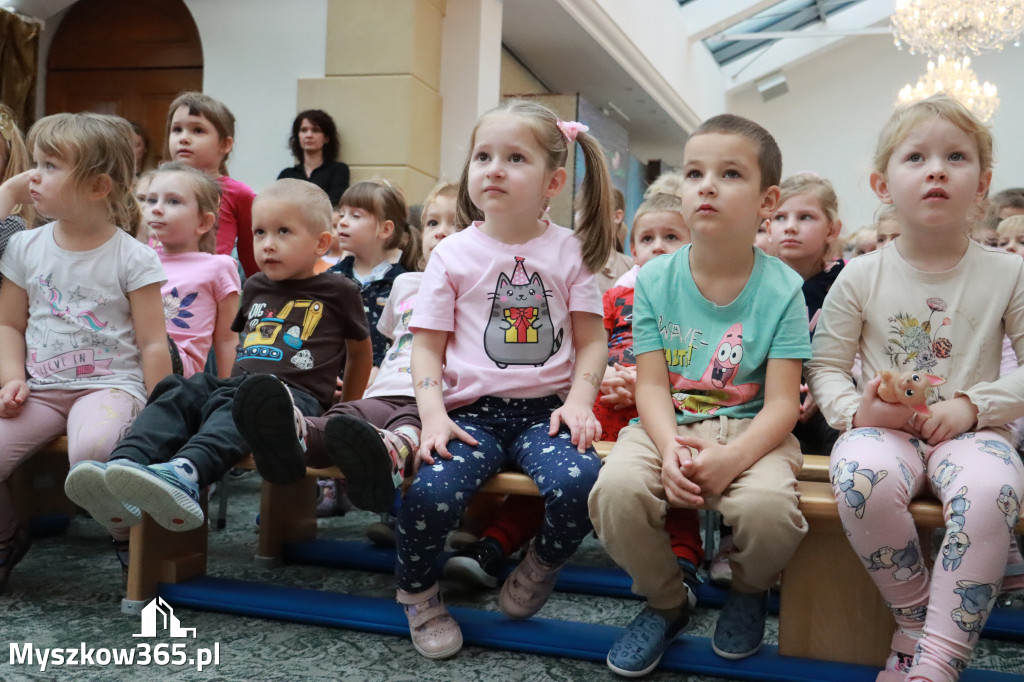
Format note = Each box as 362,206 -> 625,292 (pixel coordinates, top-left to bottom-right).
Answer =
110,373 -> 321,486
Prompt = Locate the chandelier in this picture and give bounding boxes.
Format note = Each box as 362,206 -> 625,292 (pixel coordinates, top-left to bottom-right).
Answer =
896,55 -> 999,123
892,0 -> 1024,57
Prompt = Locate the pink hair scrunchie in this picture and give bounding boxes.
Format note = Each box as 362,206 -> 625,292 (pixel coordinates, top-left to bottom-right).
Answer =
556,120 -> 589,143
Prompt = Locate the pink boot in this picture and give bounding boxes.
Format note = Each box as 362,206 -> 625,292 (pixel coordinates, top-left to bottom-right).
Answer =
397,583 -> 463,659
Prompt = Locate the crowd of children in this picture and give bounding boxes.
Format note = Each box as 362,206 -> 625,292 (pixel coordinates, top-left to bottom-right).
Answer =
0,90 -> 1022,682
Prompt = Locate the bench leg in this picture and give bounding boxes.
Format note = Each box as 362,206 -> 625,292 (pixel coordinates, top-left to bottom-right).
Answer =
779,516 -> 895,665
255,477 -> 317,566
122,496 -> 210,615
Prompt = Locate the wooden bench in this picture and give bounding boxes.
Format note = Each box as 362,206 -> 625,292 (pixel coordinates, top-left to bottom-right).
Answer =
12,438 -> 1021,667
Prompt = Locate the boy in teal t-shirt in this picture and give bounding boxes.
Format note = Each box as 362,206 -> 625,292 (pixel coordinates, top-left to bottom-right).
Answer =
589,114 -> 811,677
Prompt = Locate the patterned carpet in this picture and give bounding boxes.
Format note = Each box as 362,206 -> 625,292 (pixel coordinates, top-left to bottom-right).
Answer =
3,472 -> 1022,681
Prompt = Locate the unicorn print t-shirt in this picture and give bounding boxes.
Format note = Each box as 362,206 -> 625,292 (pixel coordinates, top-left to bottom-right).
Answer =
411,221 -> 602,411
0,223 -> 165,401
364,271 -> 422,400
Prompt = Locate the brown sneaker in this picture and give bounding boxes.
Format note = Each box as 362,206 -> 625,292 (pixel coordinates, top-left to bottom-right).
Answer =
499,541 -> 564,620
397,583 -> 463,659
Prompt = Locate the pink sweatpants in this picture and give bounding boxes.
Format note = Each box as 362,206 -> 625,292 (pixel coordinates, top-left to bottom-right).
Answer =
831,427 -> 1024,682
0,387 -> 144,538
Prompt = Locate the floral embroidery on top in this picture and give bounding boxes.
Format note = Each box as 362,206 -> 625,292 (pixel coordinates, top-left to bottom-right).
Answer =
164,287 -> 198,329
885,296 -> 952,371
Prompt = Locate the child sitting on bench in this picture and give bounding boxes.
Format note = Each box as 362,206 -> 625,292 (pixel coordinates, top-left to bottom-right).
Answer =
64,179 -> 371,538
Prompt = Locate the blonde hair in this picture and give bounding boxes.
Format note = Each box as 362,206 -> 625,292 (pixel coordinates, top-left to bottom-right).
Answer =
644,172 -> 686,200
873,93 -> 993,177
421,181 -> 458,224
256,178 -> 333,236
630,192 -> 688,248
776,172 -> 841,267
0,104 -> 35,225
28,112 -> 140,235
997,214 -> 1024,239
165,92 -> 235,176
340,180 -> 421,271
456,99 -> 614,273
150,161 -> 222,253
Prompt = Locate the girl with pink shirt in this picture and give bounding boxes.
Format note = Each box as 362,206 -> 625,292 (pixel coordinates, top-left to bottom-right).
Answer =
141,162 -> 240,378
397,100 -> 614,659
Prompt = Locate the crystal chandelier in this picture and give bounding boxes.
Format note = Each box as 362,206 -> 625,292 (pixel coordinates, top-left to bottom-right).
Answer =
891,0 -> 1024,57
896,55 -> 1000,123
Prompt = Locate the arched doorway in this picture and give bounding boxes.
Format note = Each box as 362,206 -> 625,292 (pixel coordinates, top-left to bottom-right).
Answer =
45,0 -> 202,165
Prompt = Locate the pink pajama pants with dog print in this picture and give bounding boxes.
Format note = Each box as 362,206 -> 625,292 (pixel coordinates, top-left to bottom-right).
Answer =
831,427 -> 1024,681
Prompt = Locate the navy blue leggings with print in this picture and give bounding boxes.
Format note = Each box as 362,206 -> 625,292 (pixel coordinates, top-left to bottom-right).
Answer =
396,395 -> 601,593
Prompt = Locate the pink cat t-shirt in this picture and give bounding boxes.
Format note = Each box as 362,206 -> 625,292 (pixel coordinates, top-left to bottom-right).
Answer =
411,221 -> 602,411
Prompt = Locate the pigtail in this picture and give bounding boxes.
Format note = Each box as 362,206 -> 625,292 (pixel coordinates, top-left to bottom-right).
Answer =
572,131 -> 615,274
399,224 -> 423,272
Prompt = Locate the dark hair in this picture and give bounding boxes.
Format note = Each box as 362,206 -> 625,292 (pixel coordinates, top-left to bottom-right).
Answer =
165,91 -> 236,176
456,98 -> 614,273
340,180 -> 421,271
991,188 -> 1024,213
289,109 -> 340,163
691,113 -> 782,190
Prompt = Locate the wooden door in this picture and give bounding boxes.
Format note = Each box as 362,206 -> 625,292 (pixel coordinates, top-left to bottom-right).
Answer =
45,0 -> 202,164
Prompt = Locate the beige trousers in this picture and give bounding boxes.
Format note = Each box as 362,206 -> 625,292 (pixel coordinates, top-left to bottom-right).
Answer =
588,416 -> 807,608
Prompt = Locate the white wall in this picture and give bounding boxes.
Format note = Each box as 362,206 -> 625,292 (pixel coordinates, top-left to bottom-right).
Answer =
729,34 -> 1024,233
184,0 -> 328,192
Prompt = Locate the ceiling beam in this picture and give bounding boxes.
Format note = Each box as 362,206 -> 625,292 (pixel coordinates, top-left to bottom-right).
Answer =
722,0 -> 895,93
682,0 -> 781,42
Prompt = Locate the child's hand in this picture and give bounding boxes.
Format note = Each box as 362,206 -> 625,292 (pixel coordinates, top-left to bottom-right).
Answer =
916,396 -> 978,445
0,170 -> 34,206
0,380 -> 29,418
674,434 -> 743,498
550,400 -> 602,453
797,386 -> 820,424
662,442 -> 703,508
416,413 -> 478,467
332,377 -> 344,403
851,374 -> 916,432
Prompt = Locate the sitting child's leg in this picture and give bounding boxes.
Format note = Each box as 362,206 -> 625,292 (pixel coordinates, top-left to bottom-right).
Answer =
712,420 -> 805,661
830,427 -> 929,678
444,494 -> 544,589
590,424 -> 692,677
0,391 -> 75,593
665,507 -> 704,572
907,432 -> 1024,682
396,417 -> 505,659
501,420 -> 601,619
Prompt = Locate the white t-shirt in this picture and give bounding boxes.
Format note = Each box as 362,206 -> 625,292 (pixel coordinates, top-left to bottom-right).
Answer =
0,223 -> 166,401
411,221 -> 602,410
365,271 -> 421,399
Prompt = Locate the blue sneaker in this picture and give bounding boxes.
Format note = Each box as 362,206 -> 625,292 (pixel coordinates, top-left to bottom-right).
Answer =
712,590 -> 769,660
64,460 -> 142,532
606,605 -> 690,677
104,461 -> 204,532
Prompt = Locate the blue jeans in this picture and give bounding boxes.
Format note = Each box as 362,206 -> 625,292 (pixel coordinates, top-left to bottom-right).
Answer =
396,395 -> 601,592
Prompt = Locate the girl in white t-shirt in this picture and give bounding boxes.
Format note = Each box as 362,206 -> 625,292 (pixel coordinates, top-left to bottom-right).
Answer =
0,113 -> 170,592
806,94 -> 1024,682
141,162 -> 240,378
396,99 -> 613,659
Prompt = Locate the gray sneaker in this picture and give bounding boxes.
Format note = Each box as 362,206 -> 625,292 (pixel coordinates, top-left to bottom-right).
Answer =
712,590 -> 769,660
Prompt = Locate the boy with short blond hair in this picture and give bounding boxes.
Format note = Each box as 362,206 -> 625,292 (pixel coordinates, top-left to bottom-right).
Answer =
590,114 -> 811,677
998,214 -> 1024,257
65,179 -> 372,541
